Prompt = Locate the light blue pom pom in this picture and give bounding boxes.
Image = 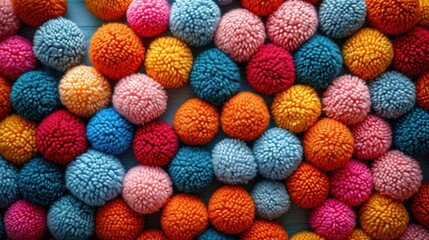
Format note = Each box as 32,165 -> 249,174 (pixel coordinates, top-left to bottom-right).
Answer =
0,157 -> 19,209
251,180 -> 290,220
197,228 -> 234,240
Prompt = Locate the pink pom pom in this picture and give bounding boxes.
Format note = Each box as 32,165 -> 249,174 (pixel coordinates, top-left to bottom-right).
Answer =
0,36 -> 37,80
372,150 -> 422,201
127,0 -> 170,37
330,160 -> 373,207
322,75 -> 371,126
113,73 -> 167,125
400,224 -> 429,240
0,0 -> 20,41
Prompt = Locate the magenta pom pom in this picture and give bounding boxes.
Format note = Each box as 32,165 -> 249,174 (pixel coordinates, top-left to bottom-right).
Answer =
127,0 -> 170,37
400,224 -> 429,240
0,36 -> 37,80
0,0 -> 20,41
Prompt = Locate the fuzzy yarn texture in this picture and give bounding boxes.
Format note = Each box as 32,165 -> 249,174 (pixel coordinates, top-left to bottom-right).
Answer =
212,138 -> 258,184
347,229 -> 372,240
169,146 -> 214,193
266,0 -> 317,52
11,71 -> 60,121
221,91 -> 269,141
360,193 -> 409,239
310,199 -> 355,240
0,157 -> 18,209
342,28 -> 393,80
33,18 -> 85,71
294,35 -> 343,89
113,73 -> 167,125
246,44 -> 295,95
18,157 -> 66,207
0,76 -> 12,120
145,36 -> 193,89
122,166 -> 173,214
330,160 -> 373,207
251,180 -> 290,220
208,185 -> 255,234
170,0 -> 220,46
127,0 -> 170,37
352,115 -> 392,160
11,0 -> 66,27
271,84 -> 321,133
417,72 -> 429,110
304,118 -> 354,171
285,162 -> 330,209
138,230 -> 169,240
322,75 -> 370,125
240,220 -> 288,240
420,0 -> 429,28
48,195 -> 95,240
0,114 -> 38,165
412,184 -> 429,228
240,0 -> 283,16
0,0 -> 20,40
60,65 -> 111,118
4,200 -> 47,240
0,35 -> 37,80
190,48 -> 240,106
133,120 -> 178,166
173,98 -> 219,145
95,198 -> 144,240
89,23 -> 145,80
290,231 -> 324,240
161,194 -> 209,240
36,110 -> 87,165
197,228 -> 234,240
215,9 -> 265,62
85,0 -> 131,20
400,224 -> 429,240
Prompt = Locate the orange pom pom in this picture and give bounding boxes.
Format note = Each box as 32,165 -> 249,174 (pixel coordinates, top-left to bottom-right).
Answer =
137,230 -> 169,240
12,0 -> 67,27
346,229 -> 371,240
85,0 -> 132,20
420,0 -> 429,29
0,77 -> 11,121
290,231 -> 324,240
411,183 -> 429,229
240,220 -> 288,240
240,0 -> 284,16
416,72 -> 429,110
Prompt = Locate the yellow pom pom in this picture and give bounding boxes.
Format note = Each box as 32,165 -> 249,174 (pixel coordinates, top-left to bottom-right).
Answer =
291,231 -> 325,240
346,229 -> 371,240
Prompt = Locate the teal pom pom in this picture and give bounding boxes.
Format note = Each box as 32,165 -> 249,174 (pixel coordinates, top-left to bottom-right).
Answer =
0,157 -> 19,209
251,180 -> 290,220
197,228 -> 234,240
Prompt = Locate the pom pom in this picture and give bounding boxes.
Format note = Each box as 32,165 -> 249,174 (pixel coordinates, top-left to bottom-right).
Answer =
0,76 -> 12,121
122,165 -> 173,214
416,72 -> 429,110
271,85 -> 321,133
412,184 -> 429,228
37,110 -> 87,165
285,162 -> 330,209
66,149 -> 125,206
0,35 -> 37,80
11,0 -> 66,27
366,0 -> 420,35
4,200 -> 47,240
303,118 -> 354,171
322,75 -> 371,125
161,194 -> 209,240
251,180 -> 290,220
59,65 -> 111,118
400,224 -> 429,240
347,229 -> 372,240
33,18 -> 85,71
246,44 -> 295,95
89,23 -> 145,80
352,115 -> 392,160
212,138 -> 257,184
319,0 -> 366,38
127,0 -> 170,37
170,0 -> 220,46
173,98 -> 219,145
138,229 -> 169,240
112,73 -> 167,125
85,0 -> 131,20
266,0 -> 317,52
0,0 -> 20,41
0,157 -> 18,209
133,120 -> 178,166
18,157 -> 66,206
95,198 -> 144,240
240,220 -> 288,240
330,160 -> 373,206
221,91 -> 269,141
240,0 -> 283,16
208,185 -> 254,234
169,146 -> 214,193
145,36 -> 193,89
189,48 -> 240,106
0,114 -> 38,165
48,195 -> 95,240
360,193 -> 409,239
215,9 -> 265,62
420,0 -> 429,29
294,35 -> 343,89
342,28 -> 393,80
290,231 -> 324,240
197,228 -> 234,240
11,71 -> 60,121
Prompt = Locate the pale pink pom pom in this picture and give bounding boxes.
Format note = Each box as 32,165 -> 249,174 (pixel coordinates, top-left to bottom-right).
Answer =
400,224 -> 429,240
127,0 -> 170,38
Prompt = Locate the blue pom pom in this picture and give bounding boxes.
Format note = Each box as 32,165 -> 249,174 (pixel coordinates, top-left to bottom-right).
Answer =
87,108 -> 134,155
170,0 -> 221,46
48,195 -> 95,240
65,149 -> 125,206
0,157 -> 19,209
294,35 -> 343,89
251,180 -> 290,220
169,146 -> 214,193
393,107 -> 429,156
212,138 -> 257,184
33,17 -> 85,71
190,48 -> 241,106
18,157 -> 66,206
319,0 -> 366,38
369,71 -> 416,119
197,228 -> 234,240
253,128 -> 303,180
10,71 -> 60,121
